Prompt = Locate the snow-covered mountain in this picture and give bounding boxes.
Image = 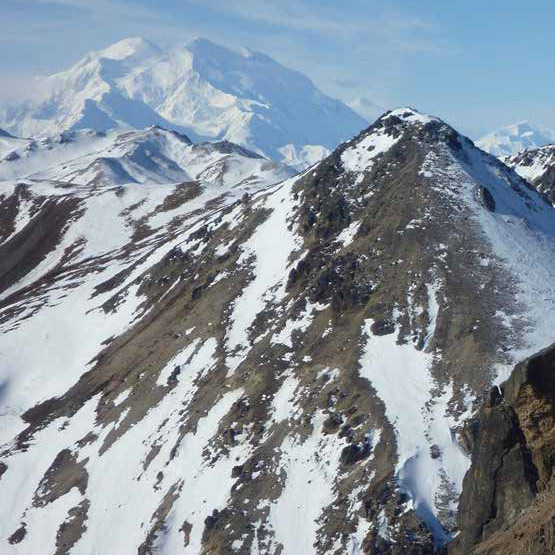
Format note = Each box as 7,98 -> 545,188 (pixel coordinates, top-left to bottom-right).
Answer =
0,126 -> 293,188
1,108 -> 555,554
477,120 -> 554,156
503,144 -> 555,205
0,37 -> 368,170
348,97 -> 384,122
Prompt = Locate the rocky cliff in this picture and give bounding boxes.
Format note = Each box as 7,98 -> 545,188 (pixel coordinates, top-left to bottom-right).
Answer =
450,343 -> 555,555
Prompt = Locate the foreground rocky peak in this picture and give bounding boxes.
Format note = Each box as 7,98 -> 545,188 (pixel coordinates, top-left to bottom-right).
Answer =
0,108 -> 555,553
504,144 -> 555,204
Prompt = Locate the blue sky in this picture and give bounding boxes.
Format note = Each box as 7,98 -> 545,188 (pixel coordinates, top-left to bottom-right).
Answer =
2,0 -> 554,137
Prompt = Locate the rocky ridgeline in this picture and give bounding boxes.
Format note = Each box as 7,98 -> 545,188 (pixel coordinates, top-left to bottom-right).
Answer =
504,144 -> 555,205
0,109 -> 554,554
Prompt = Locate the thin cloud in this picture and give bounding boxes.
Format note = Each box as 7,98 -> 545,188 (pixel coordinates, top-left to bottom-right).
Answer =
181,0 -> 433,39
20,0 -> 159,20
186,0 -> 356,33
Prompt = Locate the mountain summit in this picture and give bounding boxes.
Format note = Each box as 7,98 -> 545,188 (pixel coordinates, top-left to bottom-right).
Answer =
0,37 -> 368,169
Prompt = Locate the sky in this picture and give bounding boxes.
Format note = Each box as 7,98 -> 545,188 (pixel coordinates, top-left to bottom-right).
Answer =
1,0 -> 554,138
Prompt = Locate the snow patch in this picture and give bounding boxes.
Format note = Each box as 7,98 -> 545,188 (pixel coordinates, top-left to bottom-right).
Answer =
342,131 -> 399,173
359,319 -> 470,543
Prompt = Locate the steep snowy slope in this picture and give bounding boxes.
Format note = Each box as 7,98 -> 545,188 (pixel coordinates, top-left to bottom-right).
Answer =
0,37 -> 367,169
504,144 -> 555,204
477,121 -> 554,156
1,108 -> 555,554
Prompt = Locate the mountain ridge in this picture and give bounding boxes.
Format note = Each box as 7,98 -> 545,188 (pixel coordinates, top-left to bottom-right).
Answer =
1,106 -> 555,553
503,143 -> 555,205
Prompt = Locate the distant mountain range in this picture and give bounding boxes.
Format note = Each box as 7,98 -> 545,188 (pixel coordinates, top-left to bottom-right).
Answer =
0,37 -> 368,169
477,120 -> 554,156
0,126 -> 293,188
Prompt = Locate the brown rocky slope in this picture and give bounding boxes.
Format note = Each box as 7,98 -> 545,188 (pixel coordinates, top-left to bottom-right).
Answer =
1,109 -> 555,554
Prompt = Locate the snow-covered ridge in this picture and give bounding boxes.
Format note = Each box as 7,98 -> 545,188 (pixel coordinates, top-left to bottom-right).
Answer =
340,107 -> 440,176
0,36 -> 368,170
503,143 -> 555,204
0,125 -> 294,187
382,107 -> 440,125
503,143 -> 555,181
0,125 -> 292,435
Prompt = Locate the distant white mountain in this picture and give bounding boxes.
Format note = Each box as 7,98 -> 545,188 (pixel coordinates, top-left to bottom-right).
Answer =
348,97 -> 384,123
477,121 -> 555,156
0,37 -> 368,169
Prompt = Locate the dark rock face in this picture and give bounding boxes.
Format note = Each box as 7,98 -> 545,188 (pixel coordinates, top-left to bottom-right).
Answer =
541,165 -> 555,204
8,524 -> 26,545
478,186 -> 496,212
370,319 -> 396,336
0,190 -> 82,297
450,343 -> 555,555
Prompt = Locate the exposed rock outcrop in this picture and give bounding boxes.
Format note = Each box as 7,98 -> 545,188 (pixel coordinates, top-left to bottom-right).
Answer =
450,343 -> 555,555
